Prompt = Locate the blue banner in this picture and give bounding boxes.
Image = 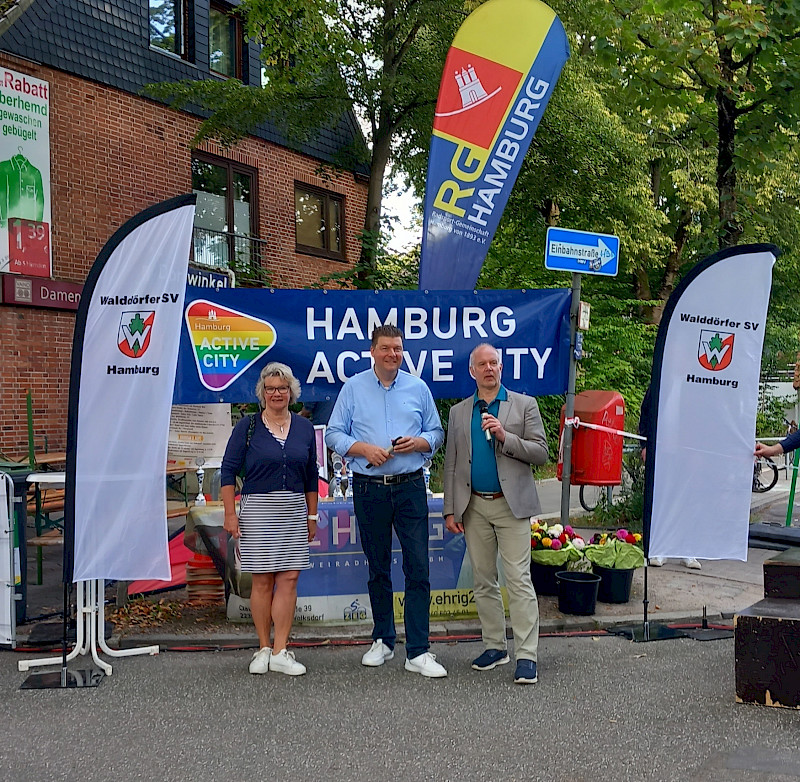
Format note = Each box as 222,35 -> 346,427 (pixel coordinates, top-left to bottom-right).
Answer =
418,0 -> 569,290
174,288 -> 571,404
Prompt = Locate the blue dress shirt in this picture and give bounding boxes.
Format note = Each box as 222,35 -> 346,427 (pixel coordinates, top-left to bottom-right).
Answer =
325,368 -> 444,475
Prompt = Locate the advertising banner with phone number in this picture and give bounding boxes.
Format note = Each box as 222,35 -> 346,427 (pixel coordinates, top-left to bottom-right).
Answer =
221,498 -> 510,625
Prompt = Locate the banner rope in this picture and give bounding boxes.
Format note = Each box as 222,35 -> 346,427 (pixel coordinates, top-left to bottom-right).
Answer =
564,416 -> 647,442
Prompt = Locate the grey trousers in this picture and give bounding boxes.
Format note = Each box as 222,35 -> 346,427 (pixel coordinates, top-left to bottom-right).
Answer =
463,494 -> 539,662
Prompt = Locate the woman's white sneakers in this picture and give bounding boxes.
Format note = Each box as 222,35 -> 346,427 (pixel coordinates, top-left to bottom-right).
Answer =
249,647 -> 272,674
269,648 -> 307,676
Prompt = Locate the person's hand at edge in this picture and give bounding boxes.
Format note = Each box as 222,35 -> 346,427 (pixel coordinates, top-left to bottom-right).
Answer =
755,442 -> 783,458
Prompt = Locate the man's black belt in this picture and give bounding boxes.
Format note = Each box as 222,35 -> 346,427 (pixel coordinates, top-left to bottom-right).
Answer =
353,469 -> 423,485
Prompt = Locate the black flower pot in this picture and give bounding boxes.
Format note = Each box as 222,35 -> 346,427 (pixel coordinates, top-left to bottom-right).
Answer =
556,571 -> 601,616
530,561 -> 561,596
593,564 -> 635,604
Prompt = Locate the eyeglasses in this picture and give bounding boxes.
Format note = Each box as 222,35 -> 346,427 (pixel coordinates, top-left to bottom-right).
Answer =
264,386 -> 290,395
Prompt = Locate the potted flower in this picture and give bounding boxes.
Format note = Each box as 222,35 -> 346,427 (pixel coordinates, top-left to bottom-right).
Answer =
583,529 -> 644,603
530,521 -> 586,596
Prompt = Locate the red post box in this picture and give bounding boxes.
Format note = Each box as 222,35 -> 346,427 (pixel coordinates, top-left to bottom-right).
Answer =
557,390 -> 625,485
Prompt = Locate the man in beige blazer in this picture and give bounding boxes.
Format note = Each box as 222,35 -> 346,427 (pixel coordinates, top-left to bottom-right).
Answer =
444,343 -> 547,684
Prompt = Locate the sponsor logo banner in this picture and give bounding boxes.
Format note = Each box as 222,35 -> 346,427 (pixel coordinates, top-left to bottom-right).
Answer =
67,198 -> 195,582
645,245 -> 778,563
174,287 -> 571,404
224,498 -> 480,624
419,0 -> 569,291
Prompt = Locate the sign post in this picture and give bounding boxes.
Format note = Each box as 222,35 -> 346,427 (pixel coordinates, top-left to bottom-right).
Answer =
545,226 -> 620,526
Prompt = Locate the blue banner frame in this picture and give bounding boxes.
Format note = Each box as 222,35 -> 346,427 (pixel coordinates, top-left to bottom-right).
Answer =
174,288 -> 571,404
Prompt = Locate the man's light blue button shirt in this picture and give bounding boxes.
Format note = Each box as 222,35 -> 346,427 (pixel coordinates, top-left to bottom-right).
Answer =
325,368 -> 444,475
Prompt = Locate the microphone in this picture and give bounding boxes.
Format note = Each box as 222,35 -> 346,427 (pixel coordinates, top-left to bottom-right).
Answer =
477,400 -> 492,441
366,437 -> 400,469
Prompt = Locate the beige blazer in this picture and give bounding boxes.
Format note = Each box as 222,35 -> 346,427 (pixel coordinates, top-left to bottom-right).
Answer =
443,390 -> 548,523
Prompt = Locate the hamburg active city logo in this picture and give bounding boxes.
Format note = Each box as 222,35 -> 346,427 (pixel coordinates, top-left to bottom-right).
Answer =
698,330 -> 734,371
118,311 -> 155,358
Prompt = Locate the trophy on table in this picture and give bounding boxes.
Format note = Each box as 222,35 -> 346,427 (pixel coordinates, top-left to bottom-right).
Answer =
331,453 -> 345,499
194,456 -> 207,506
423,458 -> 434,497
343,458 -> 353,500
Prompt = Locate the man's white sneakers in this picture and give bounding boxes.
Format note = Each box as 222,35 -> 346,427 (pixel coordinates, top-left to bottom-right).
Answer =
361,639 -> 395,667
404,652 -> 447,678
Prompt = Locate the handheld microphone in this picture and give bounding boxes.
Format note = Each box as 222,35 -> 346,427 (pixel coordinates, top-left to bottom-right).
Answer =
366,437 -> 401,469
477,400 -> 492,441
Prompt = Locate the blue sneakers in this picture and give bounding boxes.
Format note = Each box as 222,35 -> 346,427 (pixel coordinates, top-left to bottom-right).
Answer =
471,649 -> 511,671
514,659 -> 538,685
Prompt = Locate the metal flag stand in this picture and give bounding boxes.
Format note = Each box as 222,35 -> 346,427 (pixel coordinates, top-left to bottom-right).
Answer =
612,564 -> 687,642
18,579 -> 159,689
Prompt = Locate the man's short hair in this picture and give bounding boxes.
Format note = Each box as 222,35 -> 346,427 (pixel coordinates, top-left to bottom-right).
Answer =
371,324 -> 403,347
469,343 -> 501,368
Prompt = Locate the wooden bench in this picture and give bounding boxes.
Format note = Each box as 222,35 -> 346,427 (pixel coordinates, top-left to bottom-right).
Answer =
26,529 -> 64,585
24,504 -> 192,585
27,488 -> 65,516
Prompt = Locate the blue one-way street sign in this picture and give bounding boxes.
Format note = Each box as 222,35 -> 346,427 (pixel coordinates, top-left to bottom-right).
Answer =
545,226 -> 620,276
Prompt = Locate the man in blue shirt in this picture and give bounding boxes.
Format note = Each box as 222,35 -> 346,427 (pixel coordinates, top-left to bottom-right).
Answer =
326,325 -> 446,677
443,343 -> 547,685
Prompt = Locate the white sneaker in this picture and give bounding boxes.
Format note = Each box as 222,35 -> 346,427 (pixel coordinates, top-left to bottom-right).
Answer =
404,652 -> 447,678
361,639 -> 394,667
269,648 -> 306,676
649,557 -> 665,567
248,647 -> 271,674
682,557 -> 702,570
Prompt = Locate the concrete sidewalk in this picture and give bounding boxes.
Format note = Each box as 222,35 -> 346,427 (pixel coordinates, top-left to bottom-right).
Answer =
15,479 -> 795,651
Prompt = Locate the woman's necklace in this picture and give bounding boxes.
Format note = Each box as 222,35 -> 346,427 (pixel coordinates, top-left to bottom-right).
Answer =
262,410 -> 290,433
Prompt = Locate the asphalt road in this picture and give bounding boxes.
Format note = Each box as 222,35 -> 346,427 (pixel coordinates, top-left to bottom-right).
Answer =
3,635 -> 800,782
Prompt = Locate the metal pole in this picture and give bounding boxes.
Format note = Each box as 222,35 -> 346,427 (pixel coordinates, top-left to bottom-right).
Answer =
786,448 -> 799,527
560,272 -> 581,525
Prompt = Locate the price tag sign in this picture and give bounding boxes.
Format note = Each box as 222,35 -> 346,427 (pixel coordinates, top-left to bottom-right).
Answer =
9,218 -> 51,277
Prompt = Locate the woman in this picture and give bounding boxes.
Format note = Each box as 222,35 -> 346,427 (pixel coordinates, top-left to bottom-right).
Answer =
221,362 -> 319,676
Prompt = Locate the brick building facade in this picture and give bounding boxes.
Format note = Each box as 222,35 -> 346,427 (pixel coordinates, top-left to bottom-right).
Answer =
0,1 -> 369,456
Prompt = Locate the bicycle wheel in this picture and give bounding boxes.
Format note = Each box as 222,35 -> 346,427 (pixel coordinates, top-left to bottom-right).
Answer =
579,485 -> 613,512
753,457 -> 779,493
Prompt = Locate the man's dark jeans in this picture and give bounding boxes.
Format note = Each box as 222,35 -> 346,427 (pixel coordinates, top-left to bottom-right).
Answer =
352,473 -> 430,659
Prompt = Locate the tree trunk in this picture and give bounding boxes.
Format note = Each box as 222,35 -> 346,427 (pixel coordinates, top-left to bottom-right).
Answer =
716,71 -> 741,248
356,128 -> 391,287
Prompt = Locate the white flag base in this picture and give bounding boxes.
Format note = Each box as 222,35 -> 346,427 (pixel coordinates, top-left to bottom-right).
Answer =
18,579 -> 158,675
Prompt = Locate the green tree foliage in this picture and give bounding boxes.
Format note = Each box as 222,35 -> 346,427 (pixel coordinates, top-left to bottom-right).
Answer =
147,0 -> 466,285
597,0 -> 800,249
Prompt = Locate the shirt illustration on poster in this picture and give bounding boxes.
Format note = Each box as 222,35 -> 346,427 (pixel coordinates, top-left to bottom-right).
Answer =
0,153 -> 44,226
